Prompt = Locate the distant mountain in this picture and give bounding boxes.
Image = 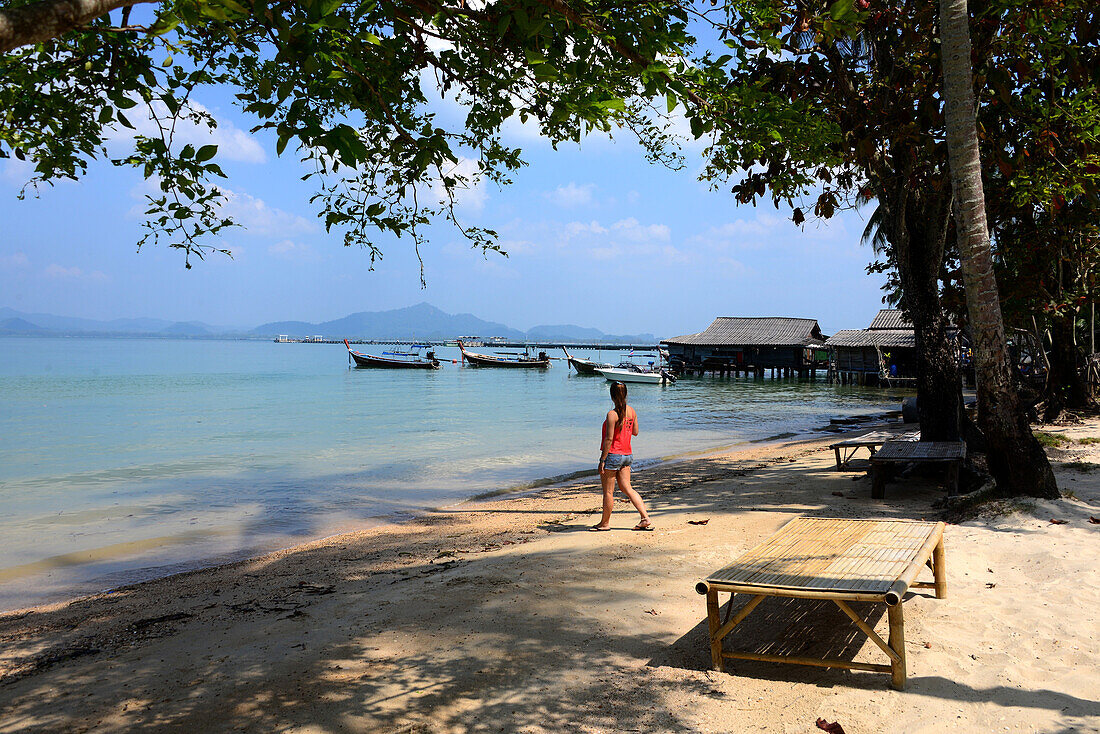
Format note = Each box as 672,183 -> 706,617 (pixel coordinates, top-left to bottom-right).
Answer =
0,303 -> 656,343
0,317 -> 48,334
252,302 -> 525,341
160,321 -> 212,336
525,324 -> 656,344
0,307 -> 230,336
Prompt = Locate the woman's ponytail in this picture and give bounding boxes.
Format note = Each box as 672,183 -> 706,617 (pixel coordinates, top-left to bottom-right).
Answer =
610,382 -> 628,434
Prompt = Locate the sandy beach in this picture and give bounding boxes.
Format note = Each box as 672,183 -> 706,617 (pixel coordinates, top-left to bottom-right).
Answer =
1,421 -> 1098,733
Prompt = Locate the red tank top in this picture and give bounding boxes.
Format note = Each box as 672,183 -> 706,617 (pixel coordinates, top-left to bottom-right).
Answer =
603,408 -> 634,455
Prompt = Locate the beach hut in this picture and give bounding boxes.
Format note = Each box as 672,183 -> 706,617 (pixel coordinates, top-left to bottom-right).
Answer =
661,317 -> 829,377
826,309 -> 917,386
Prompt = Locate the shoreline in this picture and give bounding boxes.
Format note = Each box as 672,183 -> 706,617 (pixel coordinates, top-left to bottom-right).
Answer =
0,408 -> 904,615
1,419 -> 1097,731
0,425 -> 880,620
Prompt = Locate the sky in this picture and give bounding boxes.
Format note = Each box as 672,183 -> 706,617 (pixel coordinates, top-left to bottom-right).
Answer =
0,66 -> 890,339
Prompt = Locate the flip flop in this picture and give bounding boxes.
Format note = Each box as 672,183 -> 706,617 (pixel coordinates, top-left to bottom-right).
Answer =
633,520 -> 655,532
589,524 -> 611,532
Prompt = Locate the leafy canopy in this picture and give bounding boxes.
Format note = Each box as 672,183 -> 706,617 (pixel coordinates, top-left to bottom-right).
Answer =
0,0 -> 698,269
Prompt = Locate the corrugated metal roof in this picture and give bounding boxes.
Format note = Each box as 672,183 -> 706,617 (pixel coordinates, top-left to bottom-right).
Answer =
662,317 -> 825,347
825,329 -> 916,348
868,309 -> 912,330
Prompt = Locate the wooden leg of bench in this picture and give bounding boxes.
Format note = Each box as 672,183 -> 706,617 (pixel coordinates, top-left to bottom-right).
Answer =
706,588 -> 724,672
871,464 -> 886,499
834,447 -> 842,470
932,538 -> 947,599
887,603 -> 906,690
945,460 -> 960,497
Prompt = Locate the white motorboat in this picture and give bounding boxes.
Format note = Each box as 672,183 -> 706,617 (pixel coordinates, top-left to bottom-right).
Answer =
595,364 -> 674,384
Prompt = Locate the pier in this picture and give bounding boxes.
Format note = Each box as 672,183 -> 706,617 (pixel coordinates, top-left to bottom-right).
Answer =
661,316 -> 829,378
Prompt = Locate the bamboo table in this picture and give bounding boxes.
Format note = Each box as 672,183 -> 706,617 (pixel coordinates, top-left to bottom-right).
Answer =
869,441 -> 966,499
829,430 -> 920,471
696,517 -> 946,690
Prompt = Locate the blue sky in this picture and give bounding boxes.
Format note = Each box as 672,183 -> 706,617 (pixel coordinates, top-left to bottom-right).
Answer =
0,78 -> 889,338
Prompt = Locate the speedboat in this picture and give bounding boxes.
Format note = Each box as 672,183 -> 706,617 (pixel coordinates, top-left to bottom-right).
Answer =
595,361 -> 676,384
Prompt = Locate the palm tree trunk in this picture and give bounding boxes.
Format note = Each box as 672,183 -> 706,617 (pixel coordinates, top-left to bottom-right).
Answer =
939,0 -> 1058,498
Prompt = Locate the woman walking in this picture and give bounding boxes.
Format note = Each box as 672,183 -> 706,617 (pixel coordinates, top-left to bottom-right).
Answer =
591,381 -> 654,531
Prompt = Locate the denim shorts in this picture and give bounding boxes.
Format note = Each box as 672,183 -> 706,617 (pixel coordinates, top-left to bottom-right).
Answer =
603,453 -> 633,471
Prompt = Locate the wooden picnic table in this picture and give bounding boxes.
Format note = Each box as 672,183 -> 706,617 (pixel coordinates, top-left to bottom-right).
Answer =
696,517 -> 946,690
828,430 -> 920,471
869,440 -> 966,499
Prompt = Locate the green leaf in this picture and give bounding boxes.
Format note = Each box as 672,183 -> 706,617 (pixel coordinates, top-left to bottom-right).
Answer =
689,115 -> 703,139
196,145 -> 218,162
829,0 -> 852,20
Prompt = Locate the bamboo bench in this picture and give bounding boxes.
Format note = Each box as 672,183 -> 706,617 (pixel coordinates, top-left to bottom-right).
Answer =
869,441 -> 966,499
829,430 -> 920,471
696,517 -> 946,690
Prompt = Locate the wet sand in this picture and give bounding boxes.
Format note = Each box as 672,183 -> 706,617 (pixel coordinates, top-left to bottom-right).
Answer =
1,422 -> 1098,733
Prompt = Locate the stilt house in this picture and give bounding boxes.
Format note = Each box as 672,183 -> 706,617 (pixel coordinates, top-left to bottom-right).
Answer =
826,309 -> 917,386
661,317 -> 829,377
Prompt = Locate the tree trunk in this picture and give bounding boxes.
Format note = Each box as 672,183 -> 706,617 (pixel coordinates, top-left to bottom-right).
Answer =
898,234 -> 963,442
875,173 -> 963,443
1044,314 -> 1094,420
939,0 -> 1058,498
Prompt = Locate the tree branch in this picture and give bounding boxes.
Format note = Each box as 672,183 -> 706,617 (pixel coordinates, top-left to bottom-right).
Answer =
0,0 -> 156,54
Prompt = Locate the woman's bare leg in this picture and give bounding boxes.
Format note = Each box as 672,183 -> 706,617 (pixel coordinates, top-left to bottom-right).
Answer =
596,468 -> 616,528
615,466 -> 650,523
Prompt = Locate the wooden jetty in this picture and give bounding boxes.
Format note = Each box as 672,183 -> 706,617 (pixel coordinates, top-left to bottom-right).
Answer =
826,309 -> 920,387
661,317 -> 829,378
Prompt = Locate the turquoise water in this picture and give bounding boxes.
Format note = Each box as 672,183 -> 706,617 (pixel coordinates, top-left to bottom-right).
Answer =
0,337 -> 911,609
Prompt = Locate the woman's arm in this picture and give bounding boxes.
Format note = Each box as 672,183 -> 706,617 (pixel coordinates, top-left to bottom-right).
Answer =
598,411 -> 616,469
632,407 -> 639,436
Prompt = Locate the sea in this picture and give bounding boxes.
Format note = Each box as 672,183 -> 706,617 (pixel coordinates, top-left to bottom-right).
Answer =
0,336 -> 914,610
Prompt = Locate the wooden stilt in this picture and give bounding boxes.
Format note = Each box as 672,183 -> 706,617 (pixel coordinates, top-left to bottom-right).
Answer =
706,588 -> 724,672
887,603 -> 906,690
932,538 -> 947,599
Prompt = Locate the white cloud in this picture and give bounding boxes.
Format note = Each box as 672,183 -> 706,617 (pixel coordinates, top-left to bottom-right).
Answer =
609,217 -> 670,243
0,252 -> 30,269
546,182 -> 595,208
268,239 -> 319,261
428,157 -> 487,213
43,264 -> 108,281
218,189 -> 315,236
107,99 -> 266,164
695,213 -> 788,251
565,220 -> 608,238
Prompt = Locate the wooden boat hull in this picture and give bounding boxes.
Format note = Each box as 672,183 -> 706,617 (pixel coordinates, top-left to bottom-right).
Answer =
350,352 -> 439,369
595,367 -> 668,384
346,340 -> 440,369
567,357 -> 606,375
460,343 -> 550,368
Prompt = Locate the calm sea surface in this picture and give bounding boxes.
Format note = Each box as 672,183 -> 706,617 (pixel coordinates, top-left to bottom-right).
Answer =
0,336 -> 913,610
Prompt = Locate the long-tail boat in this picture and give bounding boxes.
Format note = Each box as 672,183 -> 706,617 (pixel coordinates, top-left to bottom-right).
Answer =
459,341 -> 551,368
561,346 -> 610,375
345,340 -> 441,369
